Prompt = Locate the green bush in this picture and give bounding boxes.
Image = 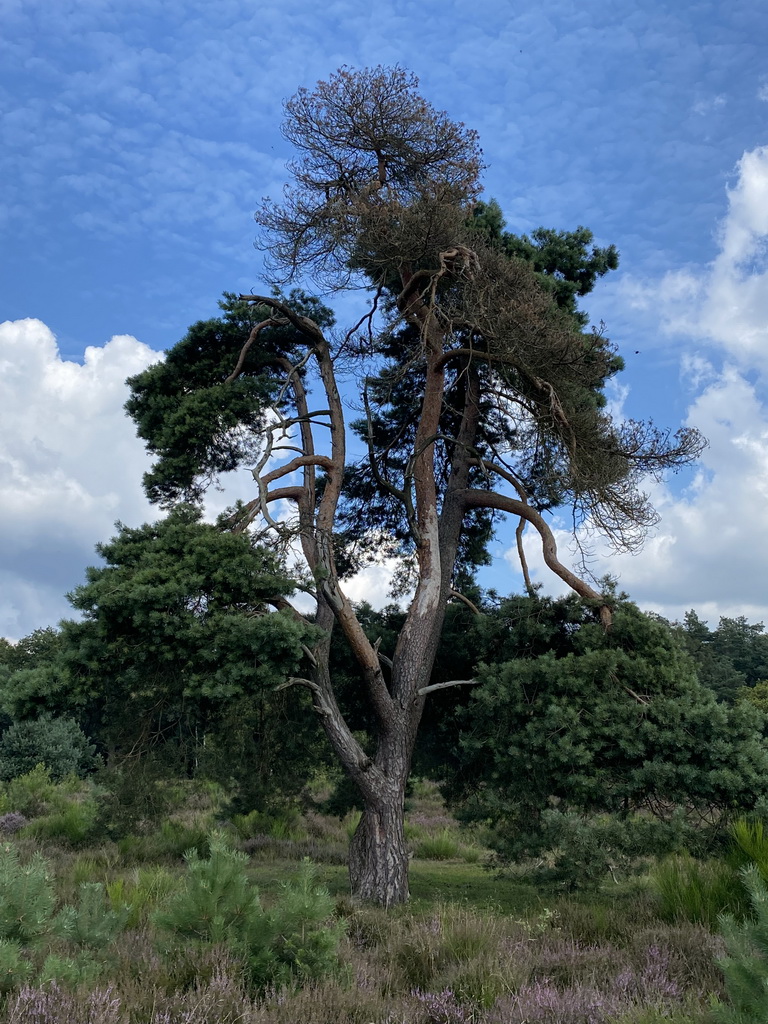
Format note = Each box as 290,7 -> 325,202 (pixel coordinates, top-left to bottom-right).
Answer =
515,810 -> 699,890
94,755 -> 184,839
37,951 -> 101,988
415,829 -> 460,861
117,821 -> 211,864
730,817 -> 768,880
232,807 -> 304,841
53,882 -> 128,948
155,833 -> 344,989
712,865 -> 768,1022
0,843 -> 55,943
107,866 -> 176,927
0,716 -> 99,781
23,799 -> 98,847
5,764 -> 57,818
0,940 -> 33,994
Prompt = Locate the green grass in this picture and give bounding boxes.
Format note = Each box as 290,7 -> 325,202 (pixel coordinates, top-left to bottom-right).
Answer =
245,859 -> 538,914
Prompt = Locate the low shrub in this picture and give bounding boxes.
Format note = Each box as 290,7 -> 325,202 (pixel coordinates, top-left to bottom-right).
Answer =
711,864 -> 768,1023
4,765 -> 57,819
23,800 -> 98,847
155,833 -> 345,990
53,882 -> 128,948
730,817 -> 768,879
0,717 -> 99,782
232,807 -> 305,842
0,843 -> 55,943
0,812 -> 27,836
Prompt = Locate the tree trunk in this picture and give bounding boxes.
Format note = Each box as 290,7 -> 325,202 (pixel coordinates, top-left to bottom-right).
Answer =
348,780 -> 410,906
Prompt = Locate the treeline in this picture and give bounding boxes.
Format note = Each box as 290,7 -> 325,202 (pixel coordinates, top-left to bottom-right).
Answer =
2,509 -> 768,886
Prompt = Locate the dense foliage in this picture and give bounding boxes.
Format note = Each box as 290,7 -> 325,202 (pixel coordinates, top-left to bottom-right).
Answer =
448,597 -> 768,881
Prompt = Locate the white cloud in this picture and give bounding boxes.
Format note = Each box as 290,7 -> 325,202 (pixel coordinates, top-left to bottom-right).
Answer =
0,318 -> 162,640
505,144 -> 768,623
628,147 -> 768,366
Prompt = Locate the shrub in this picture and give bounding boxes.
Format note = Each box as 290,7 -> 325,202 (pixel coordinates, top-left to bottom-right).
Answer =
248,858 -> 345,989
36,953 -> 101,989
93,755 -> 182,840
0,813 -> 27,836
155,833 -> 344,990
53,883 -> 128,949
730,817 -> 768,880
107,866 -> 175,927
711,865 -> 768,1022
232,807 -> 305,841
154,833 -> 260,945
23,800 -> 98,847
415,829 -> 460,861
0,717 -> 98,782
0,940 -> 33,994
513,810 -> 700,890
0,843 -> 55,944
5,765 -> 56,818
117,821 -> 211,864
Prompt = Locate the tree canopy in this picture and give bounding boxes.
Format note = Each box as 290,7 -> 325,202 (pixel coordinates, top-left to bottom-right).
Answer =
123,66 -> 705,904
0,508 -> 324,808
446,596 -> 768,887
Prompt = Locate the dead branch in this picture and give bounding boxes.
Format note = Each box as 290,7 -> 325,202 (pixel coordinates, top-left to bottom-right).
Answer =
417,678 -> 480,697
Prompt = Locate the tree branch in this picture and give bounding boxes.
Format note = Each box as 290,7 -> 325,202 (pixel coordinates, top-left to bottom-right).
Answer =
417,678 -> 480,697
460,487 -> 612,627
449,589 -> 483,616
225,317 -> 285,383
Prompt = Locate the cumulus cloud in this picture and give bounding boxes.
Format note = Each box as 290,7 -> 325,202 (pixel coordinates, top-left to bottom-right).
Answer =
0,319 -> 161,640
623,147 -> 768,367
514,365 -> 768,622
508,144 -> 768,624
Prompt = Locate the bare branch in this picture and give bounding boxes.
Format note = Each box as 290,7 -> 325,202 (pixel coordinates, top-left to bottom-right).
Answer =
373,636 -> 393,670
448,589 -> 483,616
516,517 -> 535,596
461,487 -> 612,627
417,678 -> 480,697
225,317 -> 285,383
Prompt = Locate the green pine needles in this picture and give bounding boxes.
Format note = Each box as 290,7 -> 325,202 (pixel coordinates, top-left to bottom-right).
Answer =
0,843 -> 127,992
713,865 -> 768,1022
155,832 -> 344,989
0,843 -> 55,944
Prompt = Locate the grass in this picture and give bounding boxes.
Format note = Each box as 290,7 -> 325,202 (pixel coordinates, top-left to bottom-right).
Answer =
0,774 -> 737,1023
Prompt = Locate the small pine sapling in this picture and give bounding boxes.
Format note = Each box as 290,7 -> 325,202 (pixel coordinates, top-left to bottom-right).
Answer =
713,865 -> 768,1022
0,843 -> 55,944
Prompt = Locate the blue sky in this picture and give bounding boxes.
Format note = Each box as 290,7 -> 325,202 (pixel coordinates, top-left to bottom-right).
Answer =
2,0 -> 768,638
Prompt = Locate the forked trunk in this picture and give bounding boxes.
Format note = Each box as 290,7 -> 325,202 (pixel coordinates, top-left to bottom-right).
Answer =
349,781 -> 410,906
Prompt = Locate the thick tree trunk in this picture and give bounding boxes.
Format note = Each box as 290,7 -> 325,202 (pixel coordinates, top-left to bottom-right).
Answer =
349,779 -> 410,906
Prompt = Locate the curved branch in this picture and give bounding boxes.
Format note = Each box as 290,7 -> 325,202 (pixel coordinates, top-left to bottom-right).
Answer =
225,317 -> 285,383
262,454 -> 333,487
238,294 -> 326,344
460,487 -> 612,627
448,589 -> 483,616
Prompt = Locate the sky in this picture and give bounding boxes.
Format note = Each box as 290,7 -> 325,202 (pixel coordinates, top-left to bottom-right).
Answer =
2,0 -> 768,639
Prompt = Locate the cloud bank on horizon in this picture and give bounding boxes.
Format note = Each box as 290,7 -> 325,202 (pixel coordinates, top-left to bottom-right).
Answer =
2,0 -> 768,638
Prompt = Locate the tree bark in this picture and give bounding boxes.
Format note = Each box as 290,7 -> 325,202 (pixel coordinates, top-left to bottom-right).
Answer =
349,778 -> 410,906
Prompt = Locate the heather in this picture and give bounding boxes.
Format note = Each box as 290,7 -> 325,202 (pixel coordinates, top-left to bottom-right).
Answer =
0,774 -> 745,1024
